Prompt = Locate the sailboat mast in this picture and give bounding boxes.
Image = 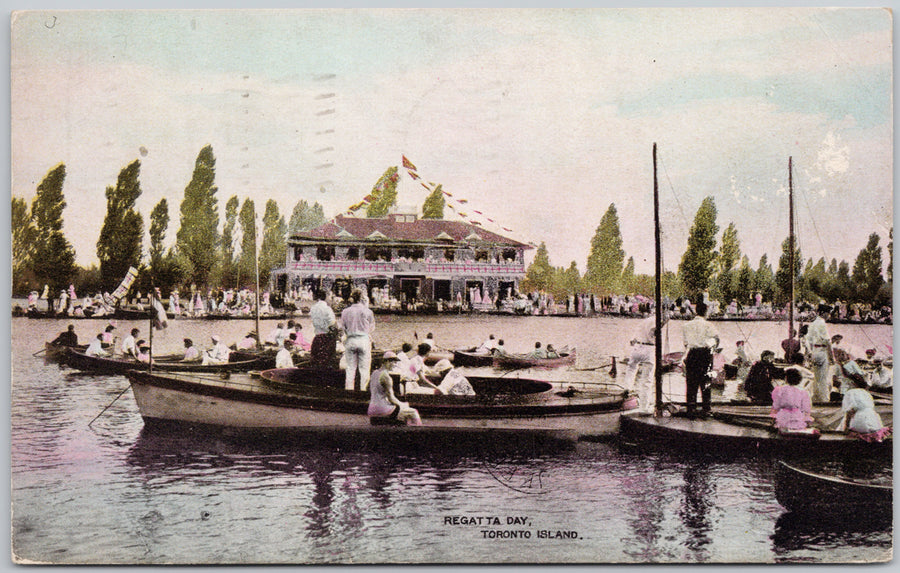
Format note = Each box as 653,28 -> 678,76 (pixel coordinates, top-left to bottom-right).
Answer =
788,157 -> 795,347
653,143 -> 663,414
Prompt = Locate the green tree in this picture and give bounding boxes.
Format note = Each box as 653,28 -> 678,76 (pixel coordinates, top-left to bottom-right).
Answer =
734,255 -> 754,304
851,233 -> 884,303
560,261 -> 582,295
621,256 -> 635,292
774,236 -> 802,305
176,145 -> 219,286
11,197 -> 36,293
523,242 -> 553,292
366,166 -> 399,218
259,199 -> 287,285
288,199 -> 327,235
584,204 -> 625,294
803,257 -> 827,303
97,160 -> 144,291
422,185 -> 446,219
31,164 -> 76,295
221,195 -> 240,286
237,198 -> 257,286
149,198 -> 169,271
753,254 -> 775,303
716,222 -> 741,303
678,197 -> 719,300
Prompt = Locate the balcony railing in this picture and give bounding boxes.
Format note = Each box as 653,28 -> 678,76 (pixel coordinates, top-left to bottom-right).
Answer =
287,260 -> 524,276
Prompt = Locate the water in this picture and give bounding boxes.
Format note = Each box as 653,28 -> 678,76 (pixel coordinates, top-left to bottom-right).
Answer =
10,315 -> 894,564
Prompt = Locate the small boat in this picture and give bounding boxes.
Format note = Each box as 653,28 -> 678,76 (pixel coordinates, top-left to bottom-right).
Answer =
774,460 -> 892,519
452,347 -> 495,367
124,366 -> 634,441
493,348 -> 576,369
43,341 -> 88,360
63,348 -> 266,374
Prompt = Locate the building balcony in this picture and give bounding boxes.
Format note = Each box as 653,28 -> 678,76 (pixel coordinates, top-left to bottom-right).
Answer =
286,259 -> 524,276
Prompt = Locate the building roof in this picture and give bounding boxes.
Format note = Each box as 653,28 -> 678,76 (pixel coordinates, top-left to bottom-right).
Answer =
292,214 -> 530,248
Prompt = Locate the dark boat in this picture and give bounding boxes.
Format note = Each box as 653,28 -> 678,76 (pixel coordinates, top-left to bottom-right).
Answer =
44,341 -> 89,361
493,348 -> 576,369
63,348 -> 265,374
774,460 -> 892,519
452,347 -> 495,367
124,367 -> 634,440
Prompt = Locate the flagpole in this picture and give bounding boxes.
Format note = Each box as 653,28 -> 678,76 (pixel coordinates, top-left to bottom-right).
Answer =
255,214 -> 261,350
148,287 -> 154,374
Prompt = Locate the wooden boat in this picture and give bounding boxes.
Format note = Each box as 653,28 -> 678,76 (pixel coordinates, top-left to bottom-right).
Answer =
124,366 -> 635,441
774,460 -> 892,519
63,348 -> 265,374
618,412 -> 892,457
44,341 -> 88,360
493,348 -> 576,369
452,347 -> 495,367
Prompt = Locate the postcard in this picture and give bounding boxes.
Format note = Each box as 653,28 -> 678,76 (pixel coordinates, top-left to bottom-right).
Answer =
10,7 -> 893,564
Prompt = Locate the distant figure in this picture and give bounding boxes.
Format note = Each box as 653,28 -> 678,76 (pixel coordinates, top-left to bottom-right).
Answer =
842,376 -> 892,442
51,324 -> 78,347
421,333 -> 436,353
101,324 -> 116,346
780,328 -> 802,363
237,331 -> 258,350
682,301 -> 719,417
493,339 -> 507,356
182,338 -> 200,362
770,368 -> 813,432
432,359 -> 476,396
476,334 -> 497,355
405,343 -> 442,394
744,350 -> 778,405
528,342 -> 548,360
275,340 -> 295,369
85,333 -> 110,357
309,289 -> 338,367
368,352 -> 422,425
341,289 -> 375,391
545,344 -> 560,359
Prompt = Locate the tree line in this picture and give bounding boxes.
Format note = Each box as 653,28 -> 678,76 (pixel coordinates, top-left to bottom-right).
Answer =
523,199 -> 893,308
12,145 -> 328,298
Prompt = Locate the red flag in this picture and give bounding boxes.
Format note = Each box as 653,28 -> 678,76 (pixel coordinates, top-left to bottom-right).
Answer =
420,182 -> 430,190
408,171 -> 420,180
457,199 -> 468,204
473,210 -> 483,215
503,227 -> 513,232
402,155 -> 417,171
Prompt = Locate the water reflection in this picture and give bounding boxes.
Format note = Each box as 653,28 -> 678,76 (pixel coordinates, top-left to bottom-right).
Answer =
772,510 -> 893,557
678,462 -> 715,560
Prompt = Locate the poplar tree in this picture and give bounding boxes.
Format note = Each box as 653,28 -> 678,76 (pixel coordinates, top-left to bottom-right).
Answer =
97,160 -> 144,291
288,199 -> 327,235
678,197 -> 719,300
584,204 -> 625,294
176,145 -> 219,286
237,198 -> 257,286
366,166 -> 399,217
11,197 -> 36,292
259,199 -> 287,285
149,198 -> 169,271
561,261 -> 582,295
221,196 -> 240,286
851,233 -> 884,303
31,164 -> 76,294
422,185 -> 446,219
774,236 -> 802,305
753,255 -> 775,303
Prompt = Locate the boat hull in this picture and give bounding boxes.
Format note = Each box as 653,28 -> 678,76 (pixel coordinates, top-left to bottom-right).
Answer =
493,349 -> 577,369
64,348 -> 264,374
774,460 -> 892,519
127,370 -> 632,440
452,348 -> 494,367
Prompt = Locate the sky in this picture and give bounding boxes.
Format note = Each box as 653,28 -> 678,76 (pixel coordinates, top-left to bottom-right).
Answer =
9,7 -> 894,276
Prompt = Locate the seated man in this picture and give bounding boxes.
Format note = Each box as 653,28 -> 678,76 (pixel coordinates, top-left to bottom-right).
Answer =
203,335 -> 232,365
432,360 -> 476,396
404,343 -> 442,394
475,334 -> 497,355
545,344 -> 560,359
182,338 -> 200,362
528,342 -> 548,360
492,339 -> 508,356
51,324 -> 78,347
275,340 -> 295,369
868,357 -> 893,392
743,350 -> 778,405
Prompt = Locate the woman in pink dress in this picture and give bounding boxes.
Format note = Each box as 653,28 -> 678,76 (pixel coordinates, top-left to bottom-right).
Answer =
770,368 -> 814,431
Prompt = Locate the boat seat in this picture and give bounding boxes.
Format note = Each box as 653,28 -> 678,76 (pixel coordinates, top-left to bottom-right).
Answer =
369,416 -> 406,427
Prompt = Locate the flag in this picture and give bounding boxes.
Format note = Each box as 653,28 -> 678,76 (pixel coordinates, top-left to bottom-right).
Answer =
457,199 -> 468,204
151,296 -> 168,330
402,155 -> 417,171
473,210 -> 483,215
442,190 -> 452,197
110,267 -> 139,304
420,182 -> 430,190
408,171 -> 420,180
503,227 -> 513,232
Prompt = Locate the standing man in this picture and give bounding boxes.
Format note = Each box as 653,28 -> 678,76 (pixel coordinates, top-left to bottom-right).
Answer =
309,289 -> 338,367
681,301 -> 719,418
340,289 -> 375,391
624,313 -> 668,414
121,328 -> 140,360
806,304 -> 835,402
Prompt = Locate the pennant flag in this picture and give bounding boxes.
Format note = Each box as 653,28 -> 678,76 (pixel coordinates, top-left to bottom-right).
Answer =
459,212 -> 468,217
472,221 -> 483,226
408,171 -> 420,180
503,227 -> 513,232
444,190 -> 453,197
457,199 -> 468,204
152,296 -> 168,330
402,155 -> 417,171
487,218 -> 495,223
447,204 -> 456,210
420,182 -> 430,190
110,267 -> 139,304
473,210 -> 483,215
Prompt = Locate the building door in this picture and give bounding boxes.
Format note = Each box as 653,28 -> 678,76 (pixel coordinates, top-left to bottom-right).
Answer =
498,281 -> 515,300
400,278 -> 421,302
433,280 -> 451,302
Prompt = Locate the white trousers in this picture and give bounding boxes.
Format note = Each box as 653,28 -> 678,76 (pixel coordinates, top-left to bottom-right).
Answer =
344,334 -> 372,391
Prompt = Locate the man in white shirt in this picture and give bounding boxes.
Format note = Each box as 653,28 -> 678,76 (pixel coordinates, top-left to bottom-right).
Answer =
682,302 -> 719,418
476,334 -> 497,354
340,289 -> 375,391
309,289 -> 338,367
203,335 -> 231,365
433,360 -> 476,396
624,314 -> 667,414
121,328 -> 140,360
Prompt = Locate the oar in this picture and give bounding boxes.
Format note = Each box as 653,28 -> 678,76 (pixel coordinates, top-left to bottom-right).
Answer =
87,384 -> 133,427
32,347 -> 47,357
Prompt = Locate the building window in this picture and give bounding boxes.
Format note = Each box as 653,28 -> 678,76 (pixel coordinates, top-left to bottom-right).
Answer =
397,247 -> 424,261
293,246 -> 304,261
444,249 -> 455,261
475,249 -> 490,262
316,245 -> 335,261
502,248 -> 517,262
346,247 -> 359,260
365,247 -> 392,261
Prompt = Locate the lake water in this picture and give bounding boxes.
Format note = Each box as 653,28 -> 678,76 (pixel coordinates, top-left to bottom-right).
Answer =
10,315 -> 894,564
